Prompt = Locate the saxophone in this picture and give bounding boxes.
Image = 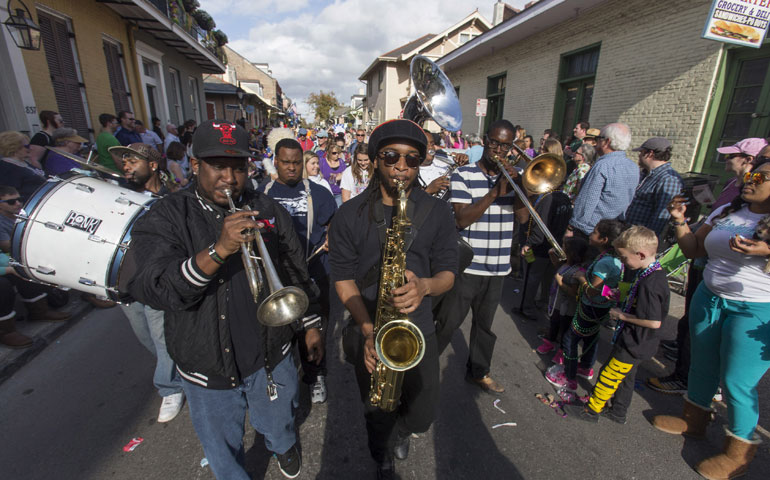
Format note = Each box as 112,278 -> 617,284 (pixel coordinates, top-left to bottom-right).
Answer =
369,180 -> 426,412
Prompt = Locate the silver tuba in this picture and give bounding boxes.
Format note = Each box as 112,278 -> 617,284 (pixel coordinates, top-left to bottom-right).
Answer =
403,55 -> 462,132
402,55 -> 463,200
223,189 -> 309,327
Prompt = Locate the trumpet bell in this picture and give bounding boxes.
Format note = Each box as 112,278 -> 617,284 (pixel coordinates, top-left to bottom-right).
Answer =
375,319 -> 425,372
257,286 -> 309,327
521,153 -> 567,194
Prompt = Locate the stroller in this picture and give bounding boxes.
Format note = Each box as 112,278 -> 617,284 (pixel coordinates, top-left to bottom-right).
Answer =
658,244 -> 689,296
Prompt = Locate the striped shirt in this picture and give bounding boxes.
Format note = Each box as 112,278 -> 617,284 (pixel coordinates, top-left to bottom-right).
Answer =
451,163 -> 515,276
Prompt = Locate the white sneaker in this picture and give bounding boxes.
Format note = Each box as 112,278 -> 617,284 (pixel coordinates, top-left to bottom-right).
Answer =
158,392 -> 185,423
310,376 -> 327,404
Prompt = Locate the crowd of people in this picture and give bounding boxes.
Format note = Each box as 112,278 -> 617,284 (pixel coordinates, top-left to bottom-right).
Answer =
1,109 -> 769,480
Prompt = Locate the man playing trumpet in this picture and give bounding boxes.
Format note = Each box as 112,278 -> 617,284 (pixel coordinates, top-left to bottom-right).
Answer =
127,120 -> 323,480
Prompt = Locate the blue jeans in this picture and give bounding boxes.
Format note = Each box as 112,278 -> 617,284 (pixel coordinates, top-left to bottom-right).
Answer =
120,303 -> 182,397
182,354 -> 299,480
687,283 -> 770,440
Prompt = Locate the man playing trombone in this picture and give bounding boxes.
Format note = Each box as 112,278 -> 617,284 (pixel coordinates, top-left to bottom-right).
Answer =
126,120 -> 323,480
435,119 -> 529,393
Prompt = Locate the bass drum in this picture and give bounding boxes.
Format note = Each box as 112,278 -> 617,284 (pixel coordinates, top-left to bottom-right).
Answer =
11,174 -> 156,301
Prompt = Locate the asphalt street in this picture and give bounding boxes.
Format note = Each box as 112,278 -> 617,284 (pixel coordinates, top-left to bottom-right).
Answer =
0,277 -> 767,480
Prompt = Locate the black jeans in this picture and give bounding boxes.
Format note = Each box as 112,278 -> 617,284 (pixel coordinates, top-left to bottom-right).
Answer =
298,264 -> 330,382
562,303 -> 610,380
674,263 -> 703,382
352,333 -> 439,464
546,310 -> 572,344
519,256 -> 549,316
586,346 -> 641,417
435,273 -> 504,378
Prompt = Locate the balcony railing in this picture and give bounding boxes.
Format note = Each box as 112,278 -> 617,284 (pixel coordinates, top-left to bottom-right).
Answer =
145,0 -> 226,63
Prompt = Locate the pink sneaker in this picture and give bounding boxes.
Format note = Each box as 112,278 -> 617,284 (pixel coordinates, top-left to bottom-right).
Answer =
567,379 -> 578,391
552,349 -> 564,365
536,339 -> 555,354
545,367 -> 568,388
577,367 -> 594,380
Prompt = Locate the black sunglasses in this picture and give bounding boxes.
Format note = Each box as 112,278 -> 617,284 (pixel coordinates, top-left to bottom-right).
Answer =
0,197 -> 23,205
377,150 -> 422,168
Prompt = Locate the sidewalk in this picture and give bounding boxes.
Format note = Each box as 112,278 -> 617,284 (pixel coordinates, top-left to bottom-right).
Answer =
0,294 -> 95,385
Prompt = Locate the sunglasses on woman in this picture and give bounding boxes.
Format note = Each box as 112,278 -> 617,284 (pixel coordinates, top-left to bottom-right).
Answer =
743,171 -> 770,185
377,150 -> 422,168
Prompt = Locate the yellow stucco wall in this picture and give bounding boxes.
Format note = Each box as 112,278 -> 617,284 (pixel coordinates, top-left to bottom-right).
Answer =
21,0 -> 143,137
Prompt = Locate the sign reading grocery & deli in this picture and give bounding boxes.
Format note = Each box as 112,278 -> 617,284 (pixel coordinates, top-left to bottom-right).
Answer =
702,0 -> 770,48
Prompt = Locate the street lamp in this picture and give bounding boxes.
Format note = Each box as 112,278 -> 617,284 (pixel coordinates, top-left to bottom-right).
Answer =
4,0 -> 41,50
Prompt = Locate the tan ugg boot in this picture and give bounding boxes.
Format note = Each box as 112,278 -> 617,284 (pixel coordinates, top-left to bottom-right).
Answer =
25,298 -> 71,322
696,432 -> 760,480
0,315 -> 33,349
652,396 -> 712,439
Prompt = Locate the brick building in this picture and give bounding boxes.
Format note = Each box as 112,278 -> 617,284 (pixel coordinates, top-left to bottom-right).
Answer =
0,0 -> 224,138
438,0 -> 770,184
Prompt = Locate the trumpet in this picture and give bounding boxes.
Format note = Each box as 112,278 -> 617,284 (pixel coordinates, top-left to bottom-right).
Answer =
491,155 -> 568,261
223,189 -> 309,327
429,151 -> 460,200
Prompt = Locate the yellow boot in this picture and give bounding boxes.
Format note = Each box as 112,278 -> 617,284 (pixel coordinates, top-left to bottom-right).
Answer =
696,432 -> 760,480
652,396 -> 712,439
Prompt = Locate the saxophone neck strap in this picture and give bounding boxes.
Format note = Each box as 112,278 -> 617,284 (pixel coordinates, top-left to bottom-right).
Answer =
360,192 -> 435,291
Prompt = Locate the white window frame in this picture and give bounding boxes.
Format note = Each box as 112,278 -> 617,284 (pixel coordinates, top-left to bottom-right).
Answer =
135,41 -> 170,126
188,76 -> 201,124
168,67 -> 183,124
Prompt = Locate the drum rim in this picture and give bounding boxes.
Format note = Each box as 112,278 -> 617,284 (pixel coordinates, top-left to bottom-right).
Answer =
107,197 -> 157,301
10,177 -> 71,280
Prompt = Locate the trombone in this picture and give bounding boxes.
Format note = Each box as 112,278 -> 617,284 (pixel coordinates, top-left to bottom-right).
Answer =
223,189 -> 309,327
492,147 -> 568,261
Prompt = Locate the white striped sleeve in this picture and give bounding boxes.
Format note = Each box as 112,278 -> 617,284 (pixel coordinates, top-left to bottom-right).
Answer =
181,256 -> 213,288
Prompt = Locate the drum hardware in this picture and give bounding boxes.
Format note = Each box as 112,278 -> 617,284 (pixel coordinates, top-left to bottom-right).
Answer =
75,183 -> 95,193
10,260 -> 56,276
115,196 -> 151,210
16,214 -> 65,232
45,147 -> 123,179
78,277 -> 118,292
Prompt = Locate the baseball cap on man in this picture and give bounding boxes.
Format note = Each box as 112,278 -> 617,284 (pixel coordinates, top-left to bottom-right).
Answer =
367,119 -> 427,161
192,119 -> 251,158
316,130 -> 328,138
299,128 -> 308,135
109,143 -> 164,168
633,137 -> 672,153
716,137 -> 767,157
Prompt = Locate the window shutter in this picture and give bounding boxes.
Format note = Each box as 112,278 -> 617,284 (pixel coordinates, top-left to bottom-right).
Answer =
103,41 -> 131,113
38,11 -> 90,137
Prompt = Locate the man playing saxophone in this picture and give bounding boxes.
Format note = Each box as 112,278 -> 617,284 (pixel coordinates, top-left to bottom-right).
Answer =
329,119 -> 458,479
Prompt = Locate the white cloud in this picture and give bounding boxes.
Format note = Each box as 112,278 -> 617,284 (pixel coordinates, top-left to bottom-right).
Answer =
200,0 -> 310,16
200,0 -> 529,119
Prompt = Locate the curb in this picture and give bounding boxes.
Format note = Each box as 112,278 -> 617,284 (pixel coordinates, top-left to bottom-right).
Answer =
0,301 -> 94,387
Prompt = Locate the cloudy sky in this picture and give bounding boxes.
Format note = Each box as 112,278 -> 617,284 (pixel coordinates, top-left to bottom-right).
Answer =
199,0 -> 527,119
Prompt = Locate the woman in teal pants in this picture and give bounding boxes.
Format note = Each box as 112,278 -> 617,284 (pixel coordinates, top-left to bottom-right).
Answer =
652,159 -> 770,480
